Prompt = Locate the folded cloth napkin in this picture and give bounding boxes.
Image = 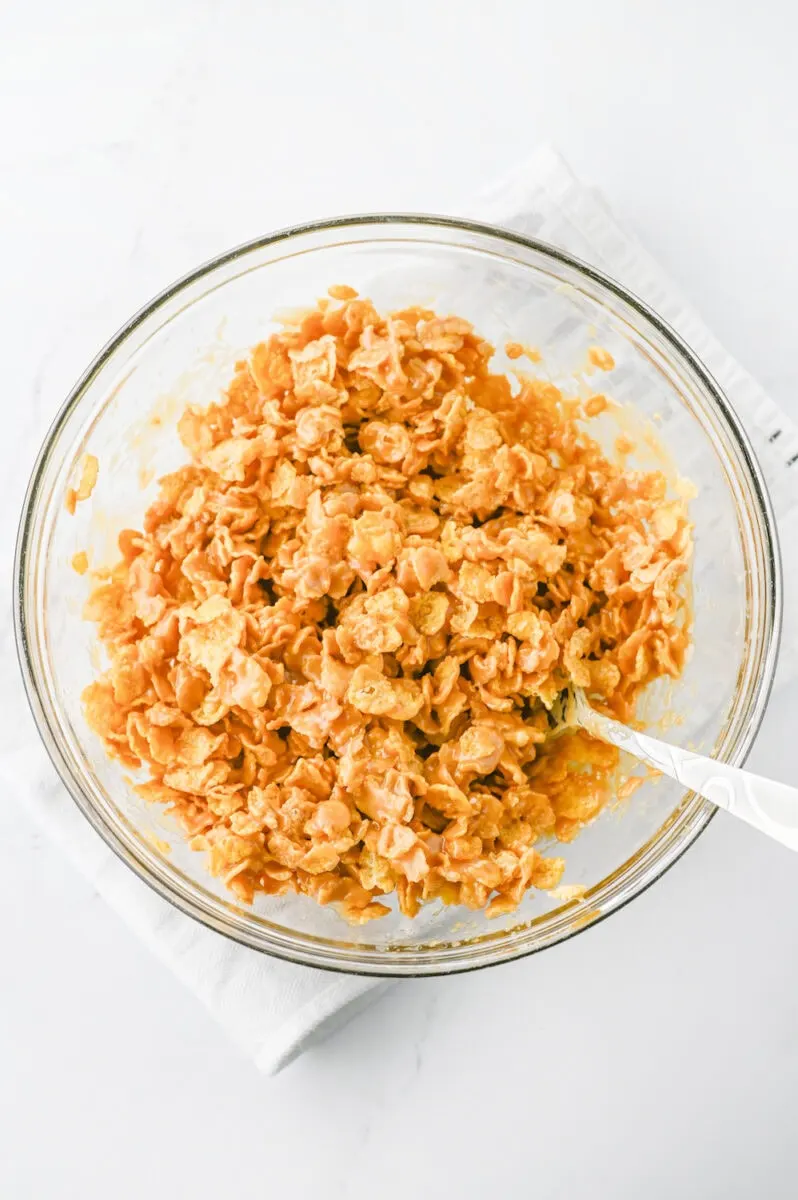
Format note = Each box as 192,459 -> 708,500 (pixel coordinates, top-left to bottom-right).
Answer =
4,146 -> 797,1075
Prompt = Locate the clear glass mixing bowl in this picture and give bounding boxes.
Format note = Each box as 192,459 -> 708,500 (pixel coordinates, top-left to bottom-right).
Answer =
15,216 -> 781,975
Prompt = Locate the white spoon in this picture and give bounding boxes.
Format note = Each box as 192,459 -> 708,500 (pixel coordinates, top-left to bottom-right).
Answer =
570,687 -> 798,852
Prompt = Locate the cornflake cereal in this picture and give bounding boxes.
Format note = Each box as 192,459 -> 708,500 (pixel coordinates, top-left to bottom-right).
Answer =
82,292 -> 692,923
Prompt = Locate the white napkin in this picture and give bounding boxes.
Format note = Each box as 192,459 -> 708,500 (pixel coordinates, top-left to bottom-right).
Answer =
4,146 -> 797,1075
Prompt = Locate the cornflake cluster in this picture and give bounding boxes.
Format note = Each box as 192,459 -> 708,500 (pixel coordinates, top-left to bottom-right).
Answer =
82,288 -> 692,923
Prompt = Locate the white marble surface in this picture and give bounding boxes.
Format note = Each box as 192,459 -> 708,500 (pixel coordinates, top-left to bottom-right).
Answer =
3,1 -> 798,1196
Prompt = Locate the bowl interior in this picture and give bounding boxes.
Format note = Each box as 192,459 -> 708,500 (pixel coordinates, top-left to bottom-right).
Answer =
17,219 -> 779,973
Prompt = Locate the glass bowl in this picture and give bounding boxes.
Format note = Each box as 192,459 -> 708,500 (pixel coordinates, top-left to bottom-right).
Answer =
15,215 -> 781,975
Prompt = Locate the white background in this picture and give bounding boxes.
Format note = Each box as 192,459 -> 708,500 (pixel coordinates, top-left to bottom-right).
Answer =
3,1 -> 798,1196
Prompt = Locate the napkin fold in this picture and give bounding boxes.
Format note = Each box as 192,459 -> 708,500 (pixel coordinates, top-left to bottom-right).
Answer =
5,146 -> 796,1074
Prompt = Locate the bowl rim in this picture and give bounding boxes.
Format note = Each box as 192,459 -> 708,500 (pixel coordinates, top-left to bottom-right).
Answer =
14,212 -> 783,976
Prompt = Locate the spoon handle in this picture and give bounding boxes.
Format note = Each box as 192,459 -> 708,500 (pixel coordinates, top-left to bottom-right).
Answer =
577,701 -> 798,852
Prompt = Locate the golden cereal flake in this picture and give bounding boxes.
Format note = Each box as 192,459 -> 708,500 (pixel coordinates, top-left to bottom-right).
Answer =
81,292 -> 693,924
328,284 -> 359,301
